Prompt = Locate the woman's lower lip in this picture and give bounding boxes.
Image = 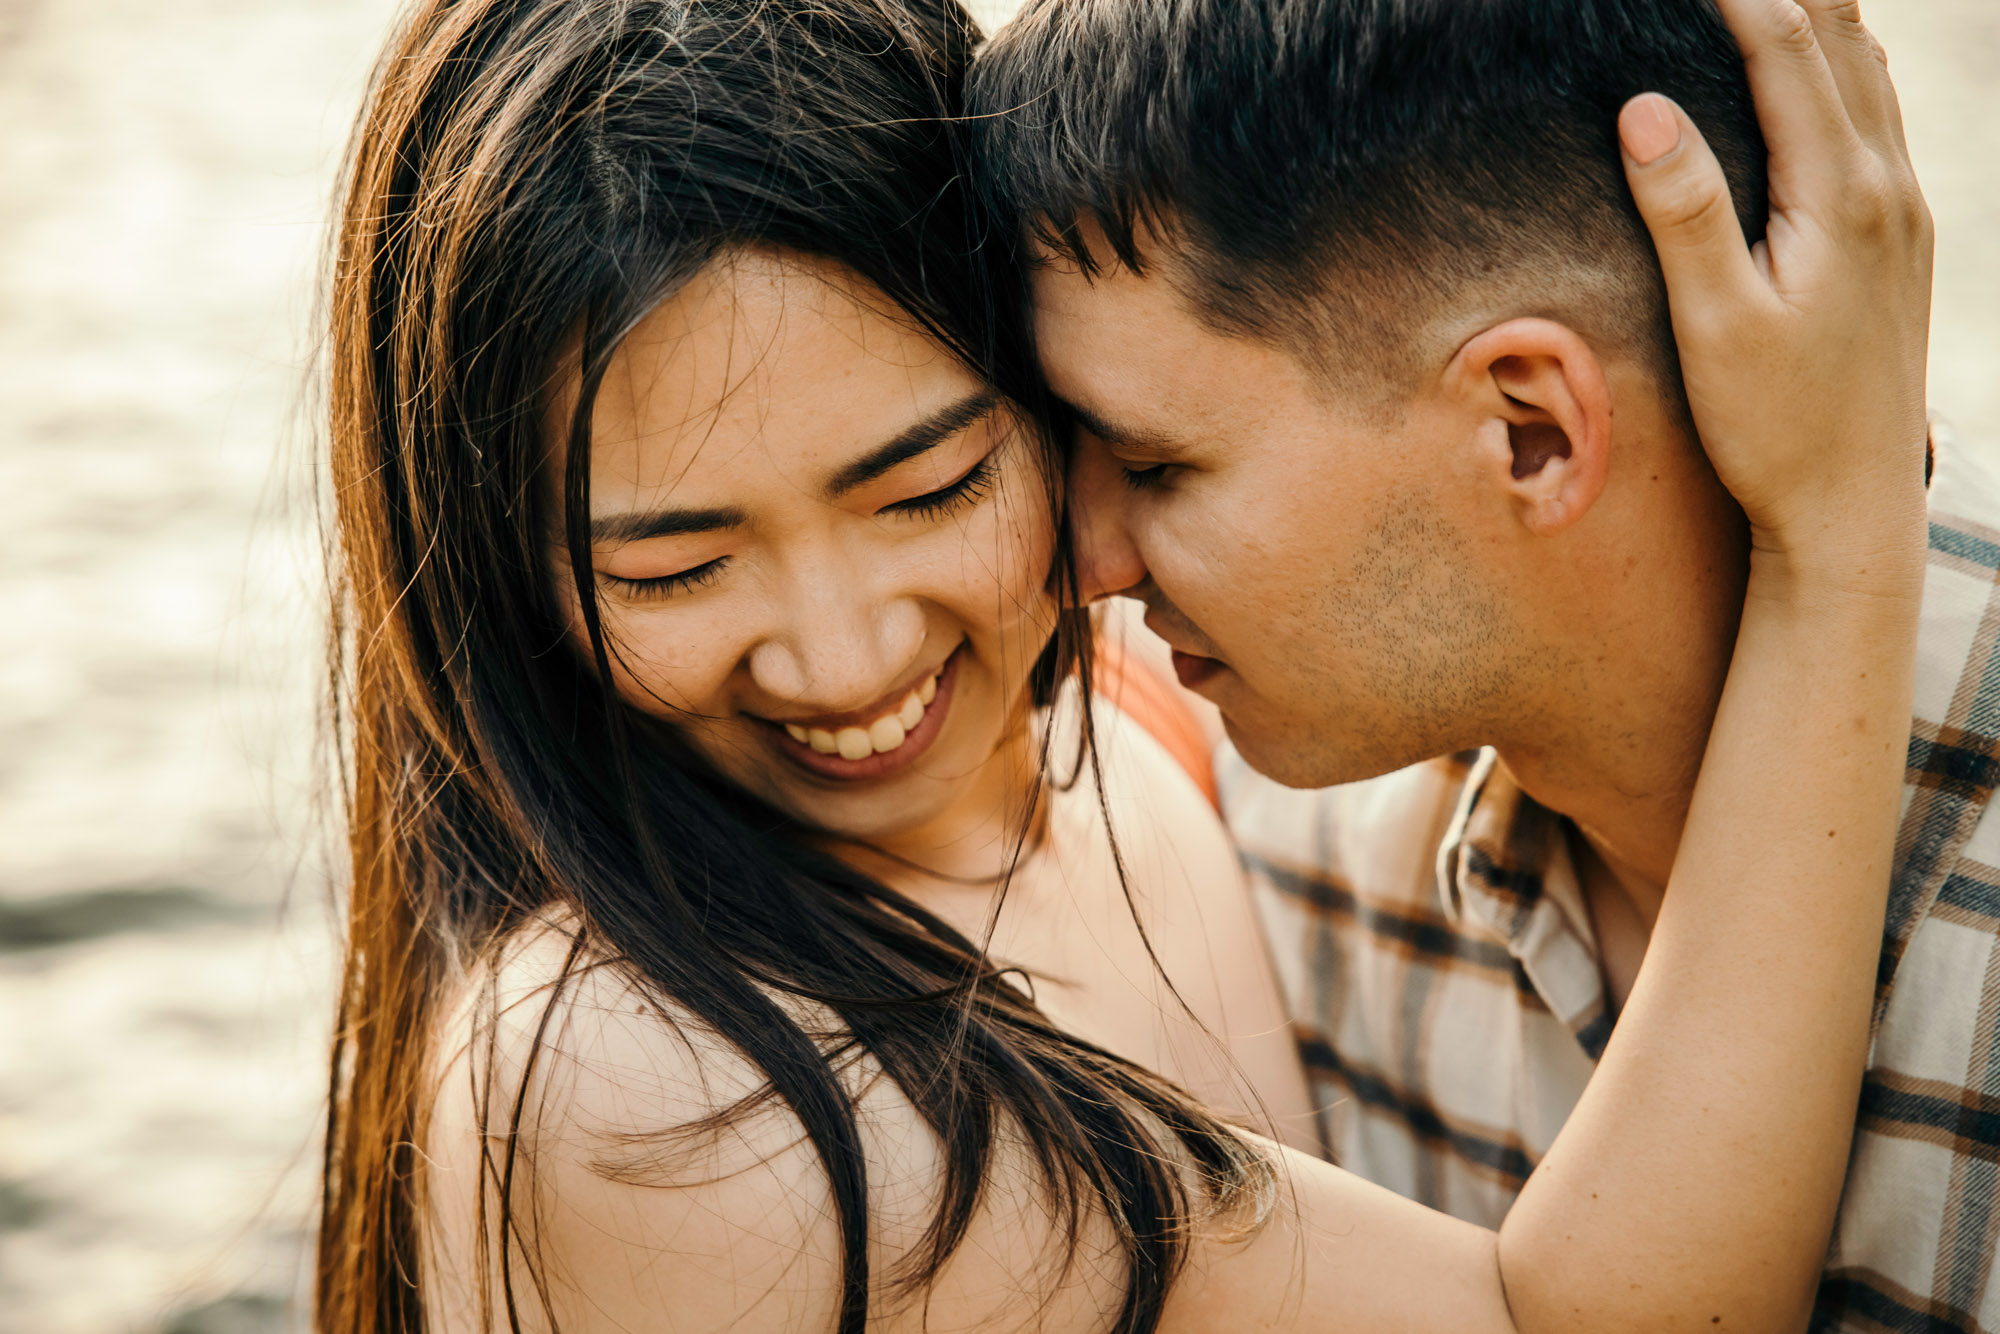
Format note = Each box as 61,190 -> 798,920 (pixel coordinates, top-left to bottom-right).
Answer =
1170,649 -> 1227,691
767,648 -> 962,783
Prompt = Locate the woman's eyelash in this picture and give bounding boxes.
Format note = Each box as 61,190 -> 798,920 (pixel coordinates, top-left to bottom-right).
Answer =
595,454 -> 1000,599
602,558 -> 728,601
1120,463 -> 1170,492
883,453 -> 999,520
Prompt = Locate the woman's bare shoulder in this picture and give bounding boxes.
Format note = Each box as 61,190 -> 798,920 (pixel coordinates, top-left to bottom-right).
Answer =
422,907 -> 845,1332
431,907 -> 765,1131
420,908 -> 1137,1334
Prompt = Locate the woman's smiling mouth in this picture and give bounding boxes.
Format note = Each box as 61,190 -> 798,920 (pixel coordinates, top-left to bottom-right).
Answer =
763,646 -> 963,782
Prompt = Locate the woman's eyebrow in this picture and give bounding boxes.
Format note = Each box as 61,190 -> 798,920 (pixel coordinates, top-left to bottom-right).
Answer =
586,391 -> 999,544
588,503 -> 748,545
824,390 -> 999,498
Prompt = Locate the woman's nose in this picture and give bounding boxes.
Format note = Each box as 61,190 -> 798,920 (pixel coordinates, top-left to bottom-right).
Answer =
746,565 -> 927,708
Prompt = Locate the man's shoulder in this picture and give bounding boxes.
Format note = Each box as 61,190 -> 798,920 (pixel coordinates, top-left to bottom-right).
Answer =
1816,428 -> 2000,1325
1922,423 -> 2000,599
1927,420 -> 2000,535
1891,423 -> 2000,944
1908,428 -> 2000,770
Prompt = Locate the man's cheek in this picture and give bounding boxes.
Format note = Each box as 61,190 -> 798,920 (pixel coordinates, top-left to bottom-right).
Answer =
1174,515 -> 1253,603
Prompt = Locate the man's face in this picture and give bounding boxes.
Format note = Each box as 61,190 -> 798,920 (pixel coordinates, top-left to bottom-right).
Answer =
1034,247 -> 1530,787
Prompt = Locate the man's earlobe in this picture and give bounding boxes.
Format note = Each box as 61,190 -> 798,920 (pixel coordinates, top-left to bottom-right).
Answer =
1449,320 -> 1612,537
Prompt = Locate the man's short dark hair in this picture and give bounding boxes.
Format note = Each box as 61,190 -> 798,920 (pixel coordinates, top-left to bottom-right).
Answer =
967,0 -> 1768,394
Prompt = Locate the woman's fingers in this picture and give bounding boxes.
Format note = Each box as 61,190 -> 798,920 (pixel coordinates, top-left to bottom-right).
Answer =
1873,38 -> 1916,164
1791,0 -> 1897,153
1619,95 -> 1766,322
1711,0 -> 1865,205
1782,1 -> 1932,274
1619,1 -> 1933,548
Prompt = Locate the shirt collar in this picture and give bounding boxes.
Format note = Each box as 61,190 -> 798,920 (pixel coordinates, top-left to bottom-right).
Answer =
1438,749 -> 1616,1058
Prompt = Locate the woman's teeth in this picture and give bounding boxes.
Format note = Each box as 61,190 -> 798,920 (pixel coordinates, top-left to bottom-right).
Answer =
782,669 -> 943,761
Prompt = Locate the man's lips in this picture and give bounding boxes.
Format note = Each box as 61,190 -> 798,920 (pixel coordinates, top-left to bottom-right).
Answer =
1141,608 -> 1229,691
1170,649 -> 1227,691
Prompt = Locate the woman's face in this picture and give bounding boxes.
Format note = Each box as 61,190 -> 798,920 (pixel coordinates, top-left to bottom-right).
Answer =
551,249 -> 1058,842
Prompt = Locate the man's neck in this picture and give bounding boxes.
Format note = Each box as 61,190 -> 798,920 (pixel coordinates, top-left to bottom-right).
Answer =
1488,568 -> 1741,1008
1495,723 -> 1706,1012
1499,742 -> 1698,902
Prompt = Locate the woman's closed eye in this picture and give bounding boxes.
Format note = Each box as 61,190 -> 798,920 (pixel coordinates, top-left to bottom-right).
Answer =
1119,462 -> 1172,492
601,557 -> 729,601
880,451 -> 999,521
596,449 -> 1002,601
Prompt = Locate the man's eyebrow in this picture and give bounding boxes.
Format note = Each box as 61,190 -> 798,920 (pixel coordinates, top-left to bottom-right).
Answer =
1054,396 -> 1179,454
825,390 -> 1000,498
588,503 -> 748,546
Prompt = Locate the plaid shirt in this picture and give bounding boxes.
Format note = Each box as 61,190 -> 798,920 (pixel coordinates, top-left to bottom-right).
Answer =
1221,424 -> 2000,1331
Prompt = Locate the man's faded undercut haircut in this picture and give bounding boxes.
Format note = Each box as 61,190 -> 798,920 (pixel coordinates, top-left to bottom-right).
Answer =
968,0 -> 1769,394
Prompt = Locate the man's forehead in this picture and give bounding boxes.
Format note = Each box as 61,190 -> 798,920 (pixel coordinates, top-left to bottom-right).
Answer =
1028,269 -> 1186,438
1028,245 -> 1152,318
1029,249 -> 1201,367
1031,256 -> 1257,405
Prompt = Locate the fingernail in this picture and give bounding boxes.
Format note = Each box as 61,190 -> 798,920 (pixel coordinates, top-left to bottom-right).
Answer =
1620,94 -> 1682,166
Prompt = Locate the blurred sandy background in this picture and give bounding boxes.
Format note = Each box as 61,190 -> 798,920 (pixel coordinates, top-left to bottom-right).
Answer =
0,0 -> 1992,1330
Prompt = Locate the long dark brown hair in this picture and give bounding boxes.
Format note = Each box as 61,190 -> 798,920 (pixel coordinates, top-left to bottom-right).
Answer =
316,1 -> 1266,1331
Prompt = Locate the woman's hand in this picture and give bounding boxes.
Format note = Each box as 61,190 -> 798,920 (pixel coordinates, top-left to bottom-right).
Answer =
1619,0 -> 1932,584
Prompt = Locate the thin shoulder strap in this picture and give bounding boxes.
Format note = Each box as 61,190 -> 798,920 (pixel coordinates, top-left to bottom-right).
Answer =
1091,637 -> 1222,813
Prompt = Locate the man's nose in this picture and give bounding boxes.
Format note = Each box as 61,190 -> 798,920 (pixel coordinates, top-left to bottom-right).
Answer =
1068,437 -> 1149,604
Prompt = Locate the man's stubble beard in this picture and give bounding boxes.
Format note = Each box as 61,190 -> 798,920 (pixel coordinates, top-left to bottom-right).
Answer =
1233,498 -> 1536,789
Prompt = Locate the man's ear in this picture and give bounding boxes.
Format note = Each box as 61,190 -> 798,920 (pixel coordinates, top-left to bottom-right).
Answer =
1445,318 -> 1612,536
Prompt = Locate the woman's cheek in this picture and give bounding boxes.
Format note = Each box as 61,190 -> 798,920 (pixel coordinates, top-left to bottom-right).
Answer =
596,603 -> 739,719
985,468 -> 1059,628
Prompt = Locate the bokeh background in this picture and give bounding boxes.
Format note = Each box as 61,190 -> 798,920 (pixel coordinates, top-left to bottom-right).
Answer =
1,0 -> 1993,1330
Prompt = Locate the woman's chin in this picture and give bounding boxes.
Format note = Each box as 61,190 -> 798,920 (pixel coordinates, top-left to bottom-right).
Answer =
803,790 -> 956,844
760,720 -> 1008,850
